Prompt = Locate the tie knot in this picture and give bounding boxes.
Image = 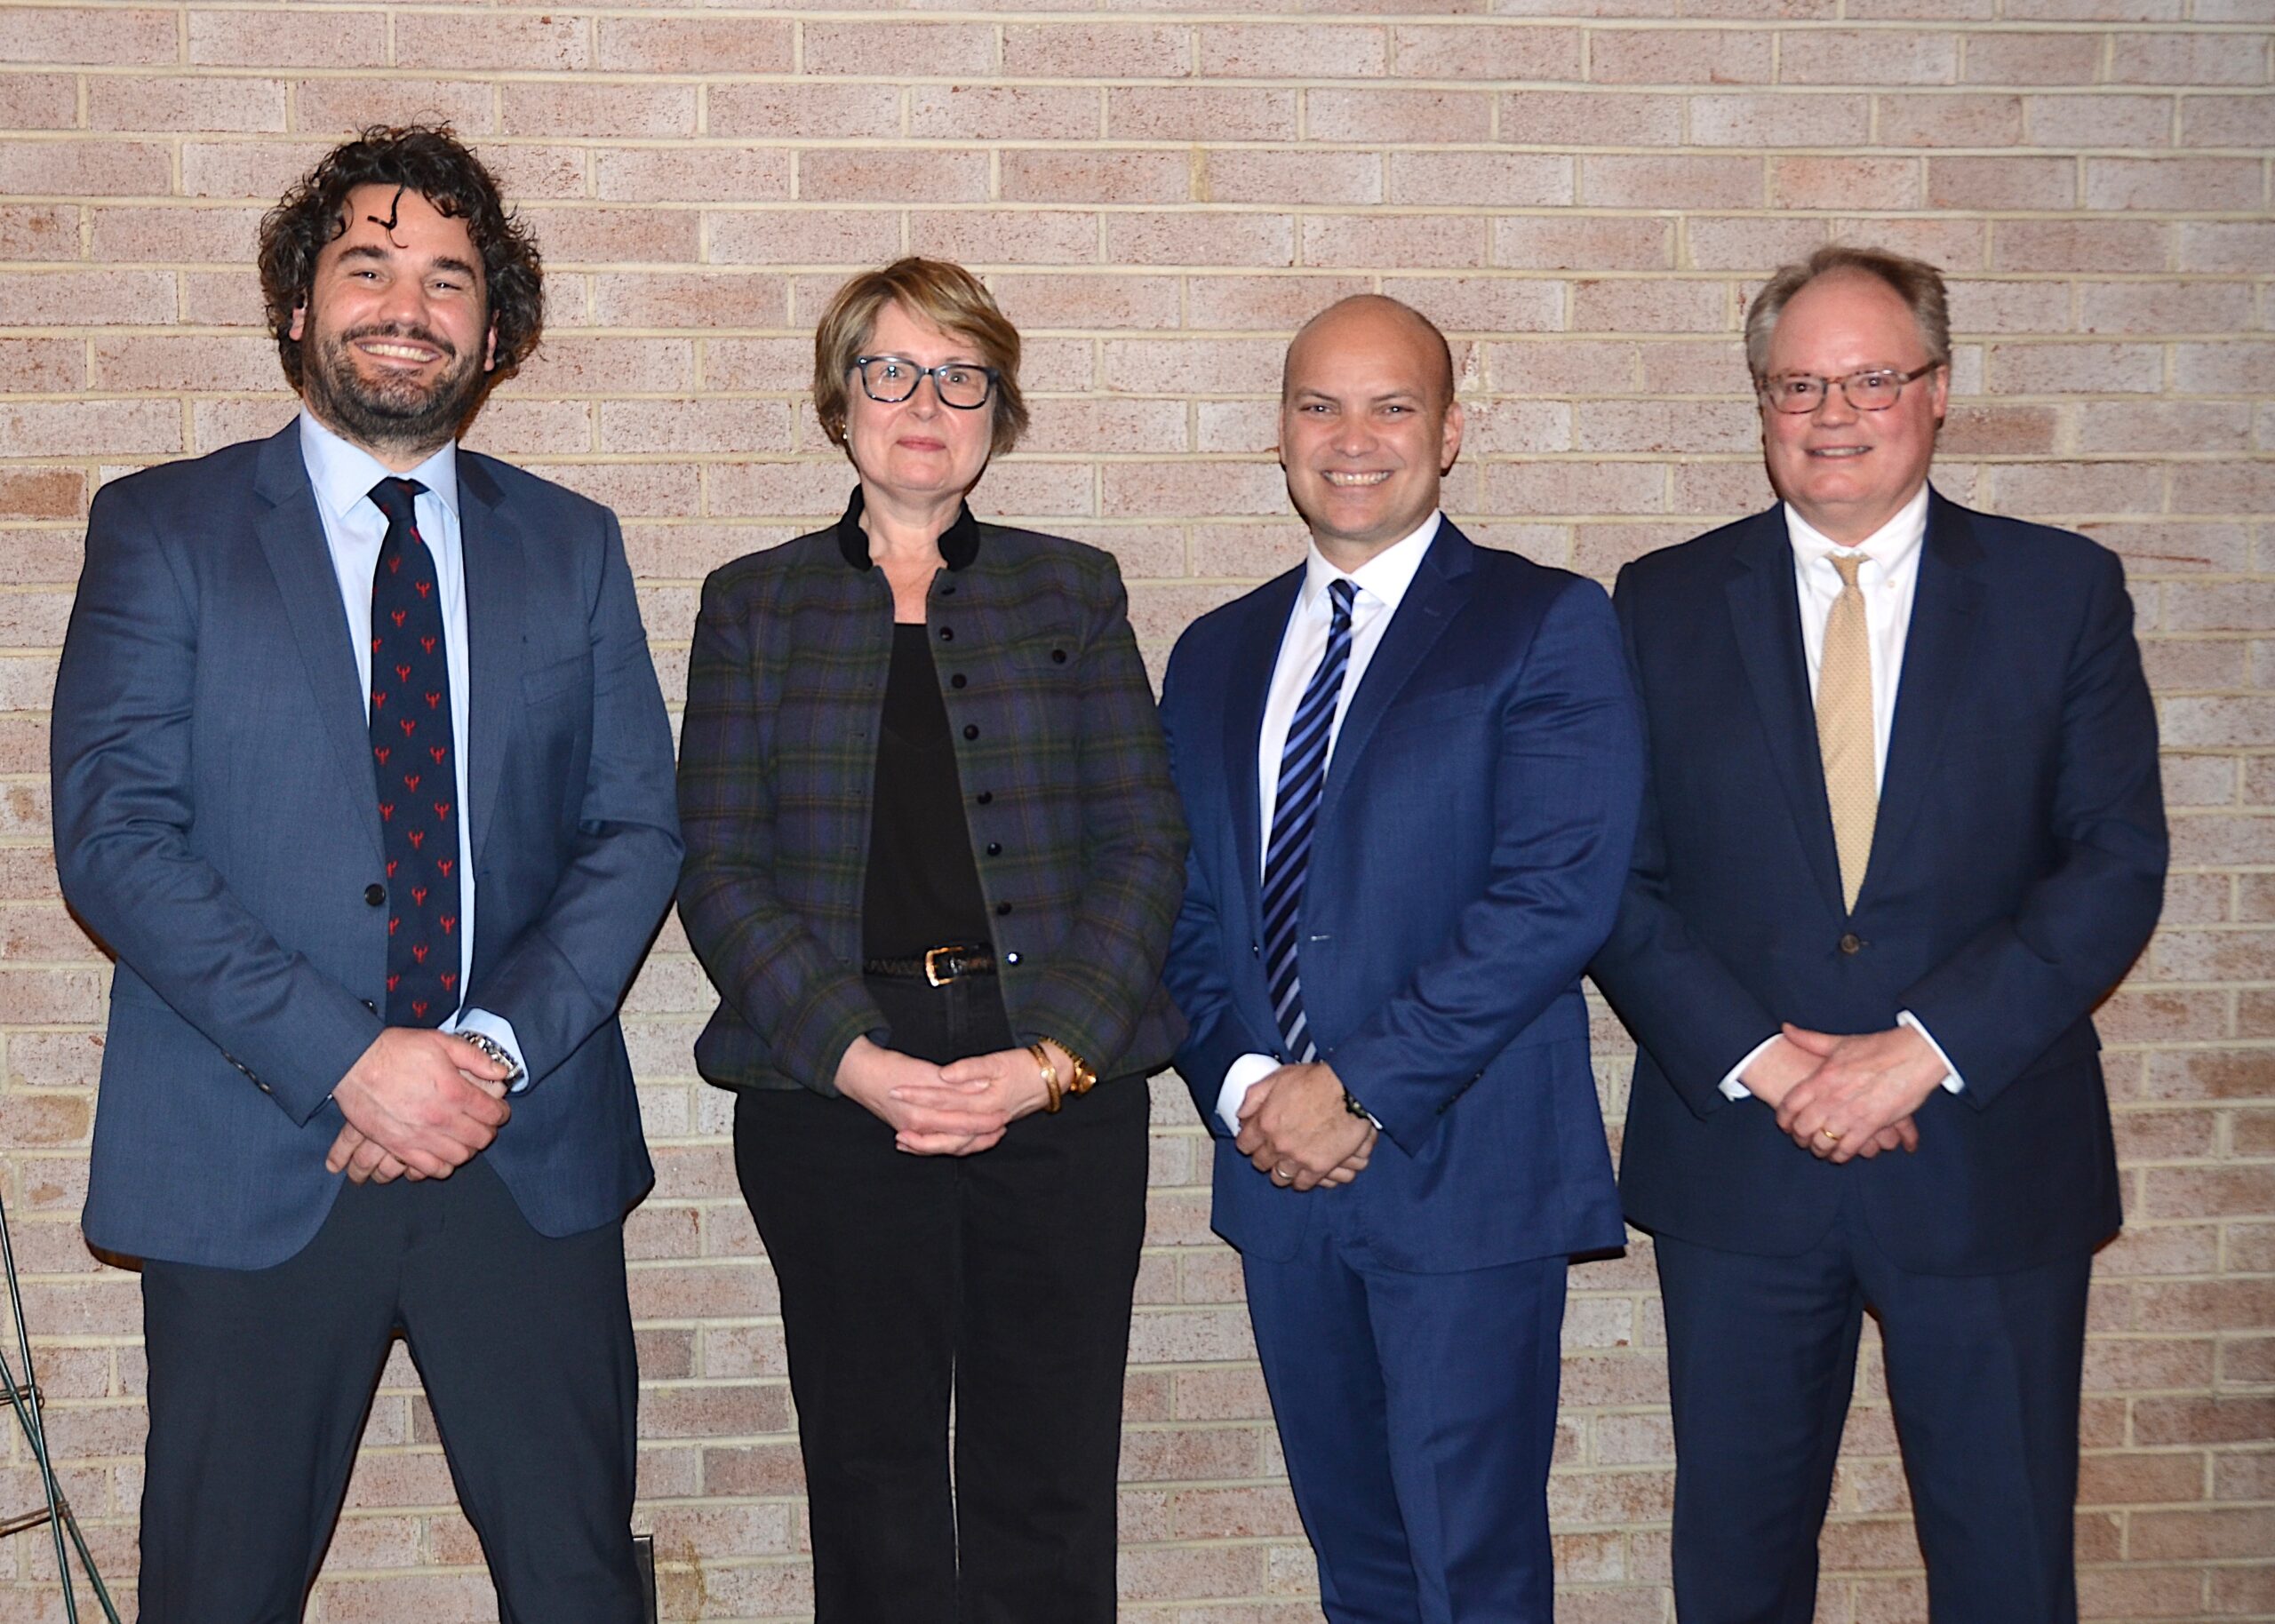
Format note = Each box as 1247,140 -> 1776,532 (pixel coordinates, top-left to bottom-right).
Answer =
368,477 -> 426,528
1327,577 -> 1357,626
1829,552 -> 1869,593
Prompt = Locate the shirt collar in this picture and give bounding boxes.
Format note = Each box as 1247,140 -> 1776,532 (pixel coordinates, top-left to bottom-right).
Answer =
297,408 -> 459,531
834,485 -> 982,573
1301,511 -> 1441,617
1783,482 -> 1929,579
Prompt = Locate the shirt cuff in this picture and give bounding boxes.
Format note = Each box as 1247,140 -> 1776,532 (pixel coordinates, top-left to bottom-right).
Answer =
1720,1034 -> 1781,1102
1217,1053 -> 1281,1136
449,1007 -> 531,1094
1896,1010 -> 1965,1095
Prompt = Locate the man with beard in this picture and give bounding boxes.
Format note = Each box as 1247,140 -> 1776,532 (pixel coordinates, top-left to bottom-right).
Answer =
49,125 -> 682,1620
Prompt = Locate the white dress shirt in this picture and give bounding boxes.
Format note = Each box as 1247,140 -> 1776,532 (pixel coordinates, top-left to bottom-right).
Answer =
1214,513 -> 1442,1134
298,411 -> 525,1084
1720,482 -> 1961,1101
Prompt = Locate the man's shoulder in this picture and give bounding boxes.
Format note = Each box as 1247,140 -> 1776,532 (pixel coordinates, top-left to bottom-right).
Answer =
1613,509 -> 1766,600
95,436 -> 273,515
1172,568 -> 1296,659
1945,498 -> 2120,585
457,447 -> 613,531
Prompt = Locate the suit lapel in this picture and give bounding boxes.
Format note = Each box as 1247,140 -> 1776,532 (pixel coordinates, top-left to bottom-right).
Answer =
458,453 -> 527,864
1865,489 -> 1985,895
251,426 -> 386,865
1222,568 -> 1302,940
1723,506 -> 1847,917
1315,521 -> 1469,830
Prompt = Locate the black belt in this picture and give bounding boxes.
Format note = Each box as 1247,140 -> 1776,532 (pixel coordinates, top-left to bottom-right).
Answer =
863,944 -> 995,986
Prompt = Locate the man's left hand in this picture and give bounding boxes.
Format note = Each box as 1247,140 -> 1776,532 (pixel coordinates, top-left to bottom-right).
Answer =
1774,1023 -> 1944,1163
1236,1062 -> 1374,1191
329,1067 -> 513,1184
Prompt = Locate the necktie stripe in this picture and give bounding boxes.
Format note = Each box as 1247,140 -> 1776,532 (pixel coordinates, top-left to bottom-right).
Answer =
1261,577 -> 1357,1060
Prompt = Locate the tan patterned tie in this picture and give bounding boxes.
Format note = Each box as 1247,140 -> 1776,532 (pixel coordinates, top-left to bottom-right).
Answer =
1816,552 -> 1875,912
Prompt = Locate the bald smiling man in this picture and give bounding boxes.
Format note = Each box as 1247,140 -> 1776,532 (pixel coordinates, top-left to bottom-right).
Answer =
1159,296 -> 1645,1621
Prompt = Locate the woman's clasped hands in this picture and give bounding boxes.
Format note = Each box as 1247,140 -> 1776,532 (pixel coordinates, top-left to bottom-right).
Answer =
834,1035 -> 1074,1156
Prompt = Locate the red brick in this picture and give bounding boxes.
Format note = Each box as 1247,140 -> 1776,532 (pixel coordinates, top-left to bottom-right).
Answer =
1584,154 -> 1762,208
706,208 -> 898,268
593,272 -> 787,330
1002,23 -> 1191,80
917,208 -> 1101,267
2027,92 -> 2176,149
2079,278 -> 2254,332
393,12 -> 588,72
2179,92 -> 2275,147
708,83 -> 902,141
292,77 -> 494,137
1928,154 -> 2077,209
1107,86 -> 1298,144
2114,32 -> 2275,85
1204,151 -> 1383,206
2087,156 -> 2265,211
0,71 -> 76,129
1877,91 -> 2024,145
1994,218 -> 2172,272
1496,215 -> 1672,272
1391,23 -> 1584,80
909,84 -> 1099,142
1773,155 -> 1921,210
595,18 -> 791,73
1199,24 -> 1386,78
0,139 -> 172,197
988,272 -> 1183,331
1307,88 -> 1494,143
0,8 -> 177,67
1002,149 -> 1186,205
1989,340 -> 2165,394
2077,400 -> 2252,453
1387,151 -> 1572,207
1964,29 -> 2104,84
1503,89 -> 1685,146
1781,29 -> 1960,85
0,201 -> 78,260
1303,212 -> 1490,269
499,83 -> 695,139
1685,215 -> 1826,271
1185,274 -> 1373,330
188,8 -> 385,68
2179,220 -> 2275,272
1573,278 -> 1732,333
804,22 -> 995,79
800,148 -> 989,205
590,147 -> 788,207
1690,92 -> 1871,145
1106,211 -> 1290,268
1588,28 -> 1774,83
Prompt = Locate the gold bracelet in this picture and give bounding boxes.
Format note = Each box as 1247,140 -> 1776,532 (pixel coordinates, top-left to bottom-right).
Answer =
1028,1041 -> 1064,1113
1043,1038 -> 1098,1096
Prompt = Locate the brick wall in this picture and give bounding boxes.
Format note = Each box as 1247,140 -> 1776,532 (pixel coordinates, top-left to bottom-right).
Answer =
1,2 -> 2270,1618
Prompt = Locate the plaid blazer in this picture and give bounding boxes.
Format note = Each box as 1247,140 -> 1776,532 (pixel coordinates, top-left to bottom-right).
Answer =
678,492 -> 1187,1094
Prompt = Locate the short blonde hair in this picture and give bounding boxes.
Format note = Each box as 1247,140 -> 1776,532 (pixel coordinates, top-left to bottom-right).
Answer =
812,257 -> 1029,458
1744,244 -> 1952,382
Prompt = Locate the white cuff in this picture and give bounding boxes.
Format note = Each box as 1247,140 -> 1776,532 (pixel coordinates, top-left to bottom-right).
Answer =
1217,1053 -> 1281,1136
1721,1034 -> 1781,1102
1896,1010 -> 1965,1095
449,1007 -> 531,1094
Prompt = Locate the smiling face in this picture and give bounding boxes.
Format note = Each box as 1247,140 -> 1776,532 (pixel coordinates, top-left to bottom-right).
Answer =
289,183 -> 496,467
842,299 -> 995,513
1758,270 -> 1948,546
1279,299 -> 1464,569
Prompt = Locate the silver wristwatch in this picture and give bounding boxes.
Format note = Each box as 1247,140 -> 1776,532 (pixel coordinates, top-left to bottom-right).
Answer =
459,1030 -> 525,1088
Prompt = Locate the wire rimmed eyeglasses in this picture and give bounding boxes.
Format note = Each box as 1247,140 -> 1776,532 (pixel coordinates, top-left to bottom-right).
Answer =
1757,362 -> 1941,414
852,355 -> 998,410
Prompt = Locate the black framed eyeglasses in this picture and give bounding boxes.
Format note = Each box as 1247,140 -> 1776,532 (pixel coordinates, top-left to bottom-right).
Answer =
1757,362 -> 1942,414
852,355 -> 997,410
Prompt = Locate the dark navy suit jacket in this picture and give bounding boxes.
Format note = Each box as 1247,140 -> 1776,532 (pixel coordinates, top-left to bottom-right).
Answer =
52,424 -> 683,1270
1590,490 -> 2166,1275
1161,521 -> 1642,1273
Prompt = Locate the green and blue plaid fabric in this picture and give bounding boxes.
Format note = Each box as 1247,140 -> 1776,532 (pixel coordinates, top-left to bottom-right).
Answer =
678,491 -> 1187,1095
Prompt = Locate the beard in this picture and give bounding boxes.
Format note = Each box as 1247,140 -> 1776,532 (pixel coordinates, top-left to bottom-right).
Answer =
300,320 -> 487,460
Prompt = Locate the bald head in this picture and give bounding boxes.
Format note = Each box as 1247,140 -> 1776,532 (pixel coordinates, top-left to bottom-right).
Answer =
1283,295 -> 1456,410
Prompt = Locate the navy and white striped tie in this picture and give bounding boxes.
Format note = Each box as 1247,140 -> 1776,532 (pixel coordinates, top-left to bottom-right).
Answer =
1262,577 -> 1358,1063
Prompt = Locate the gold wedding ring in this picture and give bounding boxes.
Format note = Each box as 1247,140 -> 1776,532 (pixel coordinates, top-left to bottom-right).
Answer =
1820,1126 -> 1842,1142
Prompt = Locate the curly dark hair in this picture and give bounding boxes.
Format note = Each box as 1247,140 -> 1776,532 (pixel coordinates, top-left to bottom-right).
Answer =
257,124 -> 543,394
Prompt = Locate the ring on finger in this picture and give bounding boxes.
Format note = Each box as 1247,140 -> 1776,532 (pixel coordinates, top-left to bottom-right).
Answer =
1820,1126 -> 1841,1142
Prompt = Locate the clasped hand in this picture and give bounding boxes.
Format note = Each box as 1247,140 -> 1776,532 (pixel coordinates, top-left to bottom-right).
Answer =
326,1027 -> 515,1185
835,1035 -> 1071,1157
1744,1025 -> 1947,1164
1235,1062 -> 1376,1192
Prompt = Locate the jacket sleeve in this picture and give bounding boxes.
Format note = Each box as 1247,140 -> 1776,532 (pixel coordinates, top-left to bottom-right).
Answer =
675,568 -> 883,1095
1328,577 -> 1646,1155
52,476 -> 382,1126
1011,556 -> 1189,1077
1899,545 -> 2167,1105
1585,561 -> 1785,1119
460,508 -> 684,1086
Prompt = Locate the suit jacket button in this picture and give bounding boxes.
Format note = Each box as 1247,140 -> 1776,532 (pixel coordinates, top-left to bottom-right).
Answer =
963,724 -> 979,740
975,791 -> 992,805
986,841 -> 1002,856
994,901 -> 1012,917
1839,932 -> 1864,955
364,883 -> 386,907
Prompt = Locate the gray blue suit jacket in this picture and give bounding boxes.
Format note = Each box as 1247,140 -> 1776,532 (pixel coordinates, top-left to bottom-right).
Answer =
52,422 -> 683,1270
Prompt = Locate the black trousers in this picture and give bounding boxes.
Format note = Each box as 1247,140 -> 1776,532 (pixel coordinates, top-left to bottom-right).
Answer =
734,973 -> 1149,1624
137,1157 -> 644,1624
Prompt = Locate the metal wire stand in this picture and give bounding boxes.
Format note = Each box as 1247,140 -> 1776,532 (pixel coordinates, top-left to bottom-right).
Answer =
0,1190 -> 122,1623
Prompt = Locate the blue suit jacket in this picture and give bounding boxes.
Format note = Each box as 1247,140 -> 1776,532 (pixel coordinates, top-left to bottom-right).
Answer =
52,424 -> 684,1270
1590,490 -> 2166,1275
1160,521 -> 1642,1273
